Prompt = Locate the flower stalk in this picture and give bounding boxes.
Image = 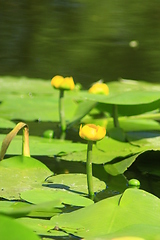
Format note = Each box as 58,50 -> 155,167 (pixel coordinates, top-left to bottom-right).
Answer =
59,89 -> 66,132
86,141 -> 94,200
51,75 -> 75,135
79,124 -> 106,200
113,104 -> 119,128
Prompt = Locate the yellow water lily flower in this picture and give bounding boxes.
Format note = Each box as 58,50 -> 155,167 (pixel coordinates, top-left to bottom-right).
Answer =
89,82 -> 109,95
51,75 -> 75,90
79,124 -> 106,141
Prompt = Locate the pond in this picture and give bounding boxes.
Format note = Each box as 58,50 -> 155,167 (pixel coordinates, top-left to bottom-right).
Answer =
1,0 -> 160,88
1,3 -> 160,239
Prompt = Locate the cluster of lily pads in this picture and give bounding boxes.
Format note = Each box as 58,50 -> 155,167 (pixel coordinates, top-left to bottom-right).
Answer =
0,75 -> 160,239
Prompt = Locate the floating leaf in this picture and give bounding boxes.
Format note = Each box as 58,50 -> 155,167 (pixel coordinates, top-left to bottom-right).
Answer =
16,217 -> 69,237
0,76 -> 53,95
0,156 -> 53,200
20,187 -> 94,207
0,199 -> 61,218
0,118 -> 16,129
88,225 -> 160,240
43,173 -> 106,195
78,80 -> 160,105
104,153 -> 140,176
0,123 -> 53,199
0,134 -> 86,156
0,93 -> 77,121
77,80 -> 160,118
0,214 -> 40,240
107,117 -> 160,132
50,188 -> 160,239
68,100 -> 97,127
104,136 -> 160,176
61,137 -> 142,164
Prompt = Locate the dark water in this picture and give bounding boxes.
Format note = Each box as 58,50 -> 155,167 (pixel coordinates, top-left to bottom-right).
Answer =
1,1 -> 160,88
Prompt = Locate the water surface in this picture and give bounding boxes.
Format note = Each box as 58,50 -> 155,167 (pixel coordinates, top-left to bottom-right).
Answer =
1,1 -> 160,88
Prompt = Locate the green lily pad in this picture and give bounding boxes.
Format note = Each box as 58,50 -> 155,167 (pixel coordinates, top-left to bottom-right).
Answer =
50,188 -> 160,239
0,93 -> 77,121
43,173 -> 106,195
0,118 -> 16,129
79,89 -> 160,105
68,100 -> 97,127
0,134 -> 86,156
104,153 -> 140,176
61,137 -> 142,164
107,117 -> 160,132
0,75 -> 79,96
62,135 -> 160,174
0,76 -> 78,122
0,199 -> 61,218
96,101 -> 160,118
0,155 -> 52,169
16,217 -> 68,237
0,214 -> 41,240
78,79 -> 160,105
88,224 -> 160,240
0,156 -> 53,200
0,76 -> 53,95
20,187 -> 94,207
104,135 -> 160,176
77,80 -> 160,118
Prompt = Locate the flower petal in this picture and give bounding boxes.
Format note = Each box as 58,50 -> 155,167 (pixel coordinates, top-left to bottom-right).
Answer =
79,124 -> 106,141
51,75 -> 64,89
51,76 -> 75,90
96,126 -> 106,140
89,82 -> 109,95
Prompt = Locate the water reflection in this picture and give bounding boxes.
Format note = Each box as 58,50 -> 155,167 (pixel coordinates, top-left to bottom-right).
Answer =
1,0 -> 160,88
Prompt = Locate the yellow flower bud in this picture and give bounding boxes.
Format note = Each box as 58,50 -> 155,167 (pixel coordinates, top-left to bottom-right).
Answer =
89,82 -> 109,95
79,124 -> 106,141
51,75 -> 75,90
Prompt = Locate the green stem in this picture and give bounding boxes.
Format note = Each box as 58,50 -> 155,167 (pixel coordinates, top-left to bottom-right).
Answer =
86,141 -> 94,200
22,126 -> 30,157
113,104 -> 119,128
59,89 -> 66,132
